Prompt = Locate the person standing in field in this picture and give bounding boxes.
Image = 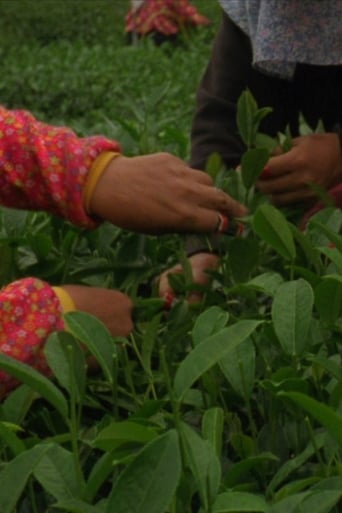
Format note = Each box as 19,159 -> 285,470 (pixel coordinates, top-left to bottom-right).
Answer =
159,0 -> 342,301
125,0 -> 211,45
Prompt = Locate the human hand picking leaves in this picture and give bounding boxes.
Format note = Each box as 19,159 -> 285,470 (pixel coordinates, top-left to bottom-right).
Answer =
256,133 -> 342,206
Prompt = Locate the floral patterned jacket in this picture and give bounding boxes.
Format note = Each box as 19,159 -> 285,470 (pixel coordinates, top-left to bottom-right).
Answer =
0,106 -> 120,397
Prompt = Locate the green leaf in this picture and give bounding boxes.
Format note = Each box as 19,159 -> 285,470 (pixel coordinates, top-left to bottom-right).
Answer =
54,499 -> 102,513
202,407 -> 224,459
229,238 -> 260,283
308,209 -> 342,248
311,476 -> 342,492
266,433 -> 325,496
0,353 -> 68,418
140,313 -> 163,375
0,444 -> 51,513
262,377 -> 309,396
236,89 -> 258,147
34,444 -> 83,501
271,279 -> 314,356
92,421 -> 158,451
299,113 -> 314,136
44,331 -> 86,401
0,421 -> 26,456
254,107 -> 273,129
289,224 -> 322,273
1,384 -> 37,424
270,493 -> 310,513
219,338 -> 255,399
192,306 -> 229,346
275,477 -> 320,501
307,355 -> 342,382
205,152 -> 224,182
318,246 -> 342,274
27,232 -> 53,259
213,491 -> 269,512
247,272 -> 284,296
174,320 -> 261,401
84,451 -> 117,503
65,311 -> 117,384
224,453 -> 278,488
315,275 -> 342,324
2,207 -> 28,237
253,204 -> 296,260
278,125 -> 293,152
241,148 -> 269,190
255,132 -> 278,153
292,491 -> 342,513
106,430 -> 181,513
279,392 -> 342,447
181,421 -> 221,509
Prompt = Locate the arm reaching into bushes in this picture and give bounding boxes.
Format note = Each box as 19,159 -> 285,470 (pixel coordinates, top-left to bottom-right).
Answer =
0,106 -> 245,397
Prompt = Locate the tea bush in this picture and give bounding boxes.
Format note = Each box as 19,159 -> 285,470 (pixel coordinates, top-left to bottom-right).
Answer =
0,2 -> 341,513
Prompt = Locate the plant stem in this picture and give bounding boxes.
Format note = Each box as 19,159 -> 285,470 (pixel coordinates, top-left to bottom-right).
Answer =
239,360 -> 258,444
305,416 -> 327,477
121,343 -> 141,408
130,333 -> 157,400
67,345 -> 84,493
60,230 -> 80,284
112,354 -> 119,419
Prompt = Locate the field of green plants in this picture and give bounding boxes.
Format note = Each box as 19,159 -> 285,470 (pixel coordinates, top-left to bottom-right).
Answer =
0,1 -> 341,512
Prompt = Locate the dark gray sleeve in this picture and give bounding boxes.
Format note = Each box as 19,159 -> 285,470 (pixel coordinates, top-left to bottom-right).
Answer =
189,11 -> 252,171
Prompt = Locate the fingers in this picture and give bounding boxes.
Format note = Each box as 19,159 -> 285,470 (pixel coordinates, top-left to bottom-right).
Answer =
158,264 -> 182,301
187,166 -> 214,185
257,171 -> 315,206
271,187 -> 315,206
263,144 -> 301,178
192,183 -> 247,218
158,253 -> 220,305
164,158 -> 247,219
257,173 -> 299,195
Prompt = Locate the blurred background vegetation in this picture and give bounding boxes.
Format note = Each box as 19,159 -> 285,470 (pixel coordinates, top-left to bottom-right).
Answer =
0,0 -> 221,158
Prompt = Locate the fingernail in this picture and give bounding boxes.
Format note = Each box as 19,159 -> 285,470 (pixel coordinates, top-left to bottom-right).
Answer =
216,214 -> 244,236
216,213 -> 229,233
261,166 -> 272,179
163,291 -> 175,310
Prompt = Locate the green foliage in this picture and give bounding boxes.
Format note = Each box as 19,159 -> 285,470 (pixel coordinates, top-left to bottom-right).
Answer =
0,3 -> 342,512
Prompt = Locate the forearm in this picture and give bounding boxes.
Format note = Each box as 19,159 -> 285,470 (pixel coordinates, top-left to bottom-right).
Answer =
0,106 -> 121,227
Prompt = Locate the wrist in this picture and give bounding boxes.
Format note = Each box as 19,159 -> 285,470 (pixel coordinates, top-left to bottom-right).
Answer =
53,286 -> 76,313
84,151 -> 121,216
88,154 -> 127,222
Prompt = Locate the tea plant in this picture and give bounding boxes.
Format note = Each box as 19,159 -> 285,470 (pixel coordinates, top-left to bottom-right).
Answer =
0,3 -> 341,512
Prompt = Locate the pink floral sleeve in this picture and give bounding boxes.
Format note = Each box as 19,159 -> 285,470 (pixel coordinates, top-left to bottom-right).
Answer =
0,277 -> 64,399
0,106 -> 121,227
0,106 -> 121,398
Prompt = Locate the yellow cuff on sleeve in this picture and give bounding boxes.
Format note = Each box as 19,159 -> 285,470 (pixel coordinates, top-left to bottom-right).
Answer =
83,151 -> 121,214
53,287 -> 76,314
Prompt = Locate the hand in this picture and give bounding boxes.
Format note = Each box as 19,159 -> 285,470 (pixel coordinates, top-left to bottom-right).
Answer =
61,285 -> 134,337
90,153 -> 247,234
159,252 -> 220,304
256,133 -> 342,206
